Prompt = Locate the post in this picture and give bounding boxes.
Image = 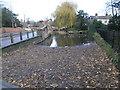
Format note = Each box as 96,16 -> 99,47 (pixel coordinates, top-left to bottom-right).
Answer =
27,31 -> 29,38
10,33 -> 14,43
112,30 -> 115,48
37,30 -> 40,36
118,30 -> 119,50
36,30 -> 39,36
20,32 -> 22,40
32,30 -> 34,37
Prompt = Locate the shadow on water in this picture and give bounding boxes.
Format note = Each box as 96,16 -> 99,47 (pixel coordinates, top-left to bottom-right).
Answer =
37,33 -> 94,47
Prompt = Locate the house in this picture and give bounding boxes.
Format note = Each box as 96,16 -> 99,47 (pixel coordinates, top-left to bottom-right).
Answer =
90,13 -> 112,25
41,20 -> 49,26
118,6 -> 120,16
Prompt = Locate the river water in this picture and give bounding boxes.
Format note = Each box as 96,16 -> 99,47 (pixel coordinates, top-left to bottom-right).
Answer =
38,33 -> 94,47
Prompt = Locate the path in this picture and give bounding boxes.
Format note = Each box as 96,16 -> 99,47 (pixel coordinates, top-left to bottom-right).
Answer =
2,43 -> 119,88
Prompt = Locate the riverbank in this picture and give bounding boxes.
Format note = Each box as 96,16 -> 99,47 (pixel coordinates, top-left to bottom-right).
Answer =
2,44 -> 119,88
88,23 -> 120,71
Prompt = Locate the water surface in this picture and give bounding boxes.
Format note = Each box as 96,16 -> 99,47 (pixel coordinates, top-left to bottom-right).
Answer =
38,33 -> 94,47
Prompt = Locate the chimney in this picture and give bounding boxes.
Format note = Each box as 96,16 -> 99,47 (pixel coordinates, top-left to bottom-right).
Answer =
95,13 -> 98,16
106,13 -> 108,16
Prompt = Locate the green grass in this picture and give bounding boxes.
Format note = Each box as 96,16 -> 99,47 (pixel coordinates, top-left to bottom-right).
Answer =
93,31 -> 119,70
87,23 -> 119,70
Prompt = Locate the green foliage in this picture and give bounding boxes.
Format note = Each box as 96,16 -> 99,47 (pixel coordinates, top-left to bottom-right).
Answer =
93,19 -> 103,28
74,10 -> 88,30
108,15 -> 120,30
1,7 -> 22,27
92,19 -> 107,29
2,8 -> 12,27
87,23 -> 96,36
106,0 -> 120,31
54,2 -> 77,28
68,27 -> 76,31
87,22 -> 119,70
38,20 -> 43,23
93,32 -> 119,70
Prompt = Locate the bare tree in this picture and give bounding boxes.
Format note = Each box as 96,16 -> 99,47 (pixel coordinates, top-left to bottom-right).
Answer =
106,0 -> 120,16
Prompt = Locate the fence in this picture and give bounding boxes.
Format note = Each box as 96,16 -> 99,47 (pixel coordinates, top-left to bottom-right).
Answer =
10,30 -> 36,43
1,27 -> 55,54
1,30 -> 38,48
96,29 -> 120,51
1,26 -> 55,48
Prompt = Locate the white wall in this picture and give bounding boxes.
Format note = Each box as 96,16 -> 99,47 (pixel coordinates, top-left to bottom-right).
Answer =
97,19 -> 109,25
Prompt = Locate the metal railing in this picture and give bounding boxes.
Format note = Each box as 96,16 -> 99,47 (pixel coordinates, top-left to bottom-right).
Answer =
96,28 -> 120,51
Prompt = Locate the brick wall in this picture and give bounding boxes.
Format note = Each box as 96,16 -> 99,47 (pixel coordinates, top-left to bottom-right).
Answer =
0,28 -> 23,33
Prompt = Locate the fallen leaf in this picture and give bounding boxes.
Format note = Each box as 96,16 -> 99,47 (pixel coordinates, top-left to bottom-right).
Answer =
50,83 -> 58,87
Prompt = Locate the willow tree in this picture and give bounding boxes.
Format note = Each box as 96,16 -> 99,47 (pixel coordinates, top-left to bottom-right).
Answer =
54,2 -> 77,28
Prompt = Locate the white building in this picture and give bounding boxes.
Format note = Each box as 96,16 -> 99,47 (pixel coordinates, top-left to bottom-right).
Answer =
118,6 -> 120,16
90,13 -> 112,25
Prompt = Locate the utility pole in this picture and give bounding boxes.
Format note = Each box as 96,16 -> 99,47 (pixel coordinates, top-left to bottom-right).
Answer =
23,14 -> 26,28
111,0 -> 115,48
10,3 -> 14,28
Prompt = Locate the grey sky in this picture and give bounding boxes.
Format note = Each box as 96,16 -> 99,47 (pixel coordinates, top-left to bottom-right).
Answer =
2,0 -> 109,21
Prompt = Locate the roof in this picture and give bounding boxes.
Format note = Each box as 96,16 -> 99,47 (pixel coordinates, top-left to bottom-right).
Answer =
90,15 -> 112,20
96,16 -> 111,19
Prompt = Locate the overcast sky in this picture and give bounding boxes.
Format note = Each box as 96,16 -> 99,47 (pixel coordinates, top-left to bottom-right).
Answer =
2,0 -> 109,21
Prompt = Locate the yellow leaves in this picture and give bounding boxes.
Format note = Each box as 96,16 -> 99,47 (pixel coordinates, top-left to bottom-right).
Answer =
33,73 -> 37,76
19,83 -> 24,87
77,76 -> 81,79
11,80 -> 16,84
60,72 -> 65,76
108,68 -> 112,71
25,85 -> 31,88
44,79 -> 48,82
54,1 -> 77,28
50,83 -> 59,87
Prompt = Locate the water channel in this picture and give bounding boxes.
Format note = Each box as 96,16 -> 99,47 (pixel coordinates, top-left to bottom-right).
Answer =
37,32 -> 94,47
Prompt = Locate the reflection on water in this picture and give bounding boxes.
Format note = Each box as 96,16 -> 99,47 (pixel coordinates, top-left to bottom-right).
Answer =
38,34 -> 94,47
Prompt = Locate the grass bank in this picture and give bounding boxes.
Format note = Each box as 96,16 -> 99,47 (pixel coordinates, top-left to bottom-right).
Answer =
93,32 -> 119,70
88,24 -> 119,70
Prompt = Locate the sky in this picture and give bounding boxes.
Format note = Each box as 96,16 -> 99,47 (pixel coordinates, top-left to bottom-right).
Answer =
1,0 -> 109,21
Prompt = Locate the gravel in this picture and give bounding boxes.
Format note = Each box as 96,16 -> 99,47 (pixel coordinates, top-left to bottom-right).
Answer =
2,44 -> 119,88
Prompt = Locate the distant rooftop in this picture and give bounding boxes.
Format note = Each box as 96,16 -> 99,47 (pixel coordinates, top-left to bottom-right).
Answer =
90,13 -> 112,20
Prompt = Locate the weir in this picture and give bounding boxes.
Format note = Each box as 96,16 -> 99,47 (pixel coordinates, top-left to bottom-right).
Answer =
50,36 -> 58,47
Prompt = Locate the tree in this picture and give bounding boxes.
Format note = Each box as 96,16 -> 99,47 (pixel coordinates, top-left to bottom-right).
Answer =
1,7 -> 22,27
54,2 -> 77,28
108,15 -> 120,30
38,20 -> 43,23
106,0 -> 119,15
106,0 -> 120,31
0,2 -> 22,27
93,19 -> 103,28
74,10 -> 89,30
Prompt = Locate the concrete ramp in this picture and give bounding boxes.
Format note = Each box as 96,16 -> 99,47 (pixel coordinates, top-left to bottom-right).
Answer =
0,80 -> 19,89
